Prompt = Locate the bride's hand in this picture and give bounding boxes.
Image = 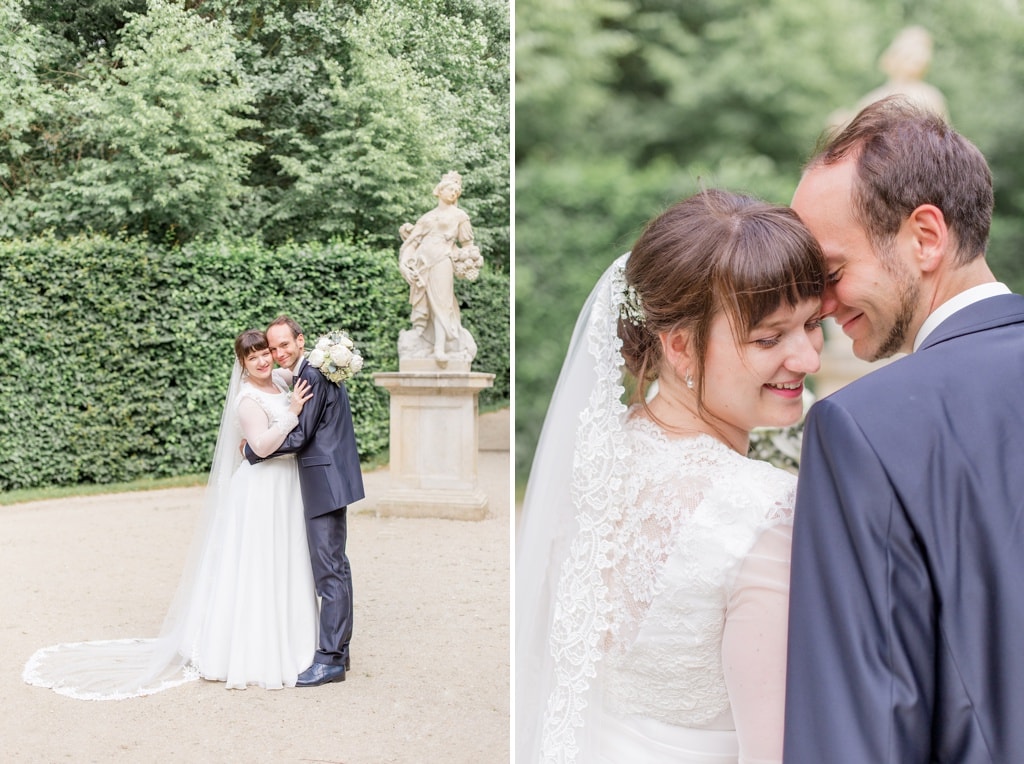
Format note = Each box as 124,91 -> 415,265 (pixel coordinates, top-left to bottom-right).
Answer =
289,378 -> 313,415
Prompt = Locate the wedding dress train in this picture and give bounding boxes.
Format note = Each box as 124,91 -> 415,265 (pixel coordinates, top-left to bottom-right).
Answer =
23,368 -> 317,699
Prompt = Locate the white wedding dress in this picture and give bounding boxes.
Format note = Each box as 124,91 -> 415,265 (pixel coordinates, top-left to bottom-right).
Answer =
563,416 -> 793,763
516,254 -> 793,763
23,368 -> 317,699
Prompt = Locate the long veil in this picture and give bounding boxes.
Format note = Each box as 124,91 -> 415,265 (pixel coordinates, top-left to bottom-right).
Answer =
515,254 -> 632,762
22,362 -> 246,700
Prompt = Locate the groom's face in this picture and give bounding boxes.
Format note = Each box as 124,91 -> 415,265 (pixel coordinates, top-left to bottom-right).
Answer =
267,325 -> 305,370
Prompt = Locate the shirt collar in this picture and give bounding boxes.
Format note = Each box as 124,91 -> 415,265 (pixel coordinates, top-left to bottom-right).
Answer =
913,282 -> 1011,351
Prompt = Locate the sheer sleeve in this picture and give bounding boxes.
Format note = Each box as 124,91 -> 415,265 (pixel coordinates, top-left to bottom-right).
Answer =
237,394 -> 298,458
272,368 -> 293,388
721,518 -> 793,764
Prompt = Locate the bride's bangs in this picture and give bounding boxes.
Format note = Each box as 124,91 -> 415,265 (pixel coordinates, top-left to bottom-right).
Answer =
235,329 -> 269,362
719,215 -> 826,335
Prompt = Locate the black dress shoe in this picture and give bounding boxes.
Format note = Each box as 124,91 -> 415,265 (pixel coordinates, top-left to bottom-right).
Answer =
296,662 -> 346,687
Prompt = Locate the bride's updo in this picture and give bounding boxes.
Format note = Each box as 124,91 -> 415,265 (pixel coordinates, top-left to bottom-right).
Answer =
620,189 -> 826,408
234,329 -> 269,365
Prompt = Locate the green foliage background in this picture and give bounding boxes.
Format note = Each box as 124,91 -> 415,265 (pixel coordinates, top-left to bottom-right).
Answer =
0,237 -> 509,490
0,0 -> 510,492
516,0 -> 1024,489
1,0 -> 510,265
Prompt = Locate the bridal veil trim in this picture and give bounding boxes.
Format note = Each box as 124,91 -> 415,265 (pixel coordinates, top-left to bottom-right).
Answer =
515,254 -> 634,762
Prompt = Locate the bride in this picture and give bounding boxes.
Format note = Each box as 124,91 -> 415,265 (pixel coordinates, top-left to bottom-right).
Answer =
23,329 -> 318,698
516,189 -> 827,763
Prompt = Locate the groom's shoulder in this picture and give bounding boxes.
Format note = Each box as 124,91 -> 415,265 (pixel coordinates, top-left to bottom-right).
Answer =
304,367 -> 345,399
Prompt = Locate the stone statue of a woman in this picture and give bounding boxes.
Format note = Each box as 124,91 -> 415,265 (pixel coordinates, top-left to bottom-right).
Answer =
397,171 -> 483,369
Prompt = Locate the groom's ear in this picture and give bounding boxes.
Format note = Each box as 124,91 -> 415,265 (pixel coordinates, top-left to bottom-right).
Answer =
905,203 -> 948,273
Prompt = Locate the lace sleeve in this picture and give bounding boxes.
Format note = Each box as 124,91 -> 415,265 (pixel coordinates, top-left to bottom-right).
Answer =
238,394 -> 298,458
721,517 -> 793,764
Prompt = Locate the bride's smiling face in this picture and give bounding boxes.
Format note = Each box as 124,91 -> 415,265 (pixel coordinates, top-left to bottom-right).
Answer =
244,348 -> 274,382
700,298 -> 824,443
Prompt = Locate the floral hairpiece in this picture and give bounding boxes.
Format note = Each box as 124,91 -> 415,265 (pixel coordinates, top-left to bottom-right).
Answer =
619,282 -> 646,326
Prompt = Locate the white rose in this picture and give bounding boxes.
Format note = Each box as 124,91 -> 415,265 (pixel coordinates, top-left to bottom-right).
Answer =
330,345 -> 353,367
316,337 -> 332,351
308,348 -> 326,368
339,335 -> 354,349
349,354 -> 364,373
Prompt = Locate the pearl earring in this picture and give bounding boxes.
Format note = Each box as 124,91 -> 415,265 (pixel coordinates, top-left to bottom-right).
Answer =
684,371 -> 694,390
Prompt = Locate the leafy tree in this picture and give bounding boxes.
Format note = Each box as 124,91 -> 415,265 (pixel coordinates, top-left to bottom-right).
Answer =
0,0 -> 65,236
0,0 -> 510,267
197,0 -> 510,263
514,0 -> 633,164
22,0 -> 145,49
256,0 -> 509,260
263,14 -> 458,247
43,0 -> 259,242
193,0 -> 361,240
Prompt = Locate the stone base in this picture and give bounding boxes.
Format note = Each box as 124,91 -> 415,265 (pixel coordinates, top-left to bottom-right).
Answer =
375,487 -> 489,521
399,358 -> 471,373
372,370 -> 495,520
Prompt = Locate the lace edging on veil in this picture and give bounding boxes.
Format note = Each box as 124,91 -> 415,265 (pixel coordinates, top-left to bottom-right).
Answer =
22,639 -> 200,701
538,254 -> 633,762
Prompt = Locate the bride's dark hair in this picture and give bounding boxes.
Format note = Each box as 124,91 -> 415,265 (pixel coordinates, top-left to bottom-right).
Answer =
234,329 -> 269,364
620,188 -> 826,412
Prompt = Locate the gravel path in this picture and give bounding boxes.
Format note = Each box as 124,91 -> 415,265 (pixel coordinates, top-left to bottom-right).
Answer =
1,413 -> 510,763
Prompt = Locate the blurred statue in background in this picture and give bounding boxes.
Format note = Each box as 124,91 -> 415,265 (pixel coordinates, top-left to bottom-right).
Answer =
829,26 -> 949,129
398,171 -> 483,368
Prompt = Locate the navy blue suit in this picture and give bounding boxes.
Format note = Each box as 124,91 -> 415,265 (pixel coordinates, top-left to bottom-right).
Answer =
784,294 -> 1024,763
246,357 -> 364,667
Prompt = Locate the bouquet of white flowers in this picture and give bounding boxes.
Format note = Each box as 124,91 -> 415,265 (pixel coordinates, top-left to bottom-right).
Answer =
306,330 -> 364,384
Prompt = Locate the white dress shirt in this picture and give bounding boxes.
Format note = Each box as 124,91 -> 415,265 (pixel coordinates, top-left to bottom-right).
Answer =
913,282 -> 1011,351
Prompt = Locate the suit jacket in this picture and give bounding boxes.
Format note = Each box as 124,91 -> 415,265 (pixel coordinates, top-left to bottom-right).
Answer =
784,294 -> 1024,763
246,358 -> 365,518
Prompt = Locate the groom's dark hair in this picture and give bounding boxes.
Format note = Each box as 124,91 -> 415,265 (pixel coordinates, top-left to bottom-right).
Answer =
268,315 -> 304,338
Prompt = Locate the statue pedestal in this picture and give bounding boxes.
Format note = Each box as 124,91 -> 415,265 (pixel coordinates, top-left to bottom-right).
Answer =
372,370 -> 495,520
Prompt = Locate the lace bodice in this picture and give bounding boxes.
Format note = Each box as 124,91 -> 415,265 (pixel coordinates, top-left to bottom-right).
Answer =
601,415 -> 794,728
543,410 -> 795,761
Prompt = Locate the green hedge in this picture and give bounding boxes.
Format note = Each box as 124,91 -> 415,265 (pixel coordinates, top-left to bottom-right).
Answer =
0,234 -> 509,490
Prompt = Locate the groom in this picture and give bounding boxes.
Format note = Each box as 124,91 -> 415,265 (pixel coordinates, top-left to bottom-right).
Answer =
245,315 -> 365,686
784,97 -> 1024,760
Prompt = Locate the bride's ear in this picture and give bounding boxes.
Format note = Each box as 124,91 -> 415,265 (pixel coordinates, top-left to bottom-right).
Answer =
659,328 -> 693,372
